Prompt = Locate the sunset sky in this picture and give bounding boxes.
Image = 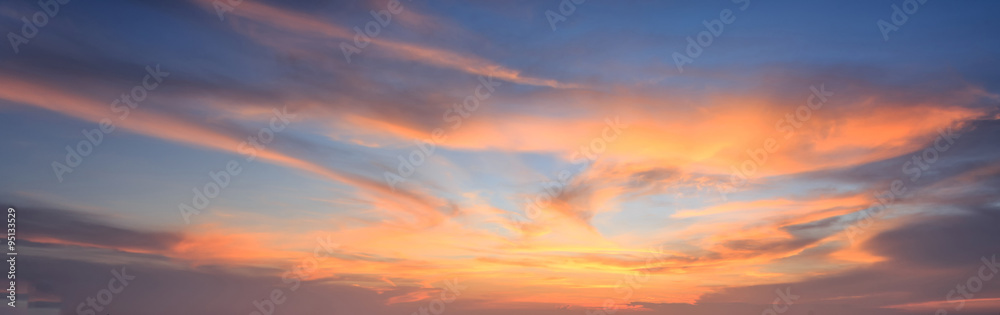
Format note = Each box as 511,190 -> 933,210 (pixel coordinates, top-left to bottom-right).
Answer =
2,0 -> 1000,314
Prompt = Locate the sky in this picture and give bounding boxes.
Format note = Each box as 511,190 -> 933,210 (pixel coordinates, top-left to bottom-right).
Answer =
1,0 -> 1000,314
